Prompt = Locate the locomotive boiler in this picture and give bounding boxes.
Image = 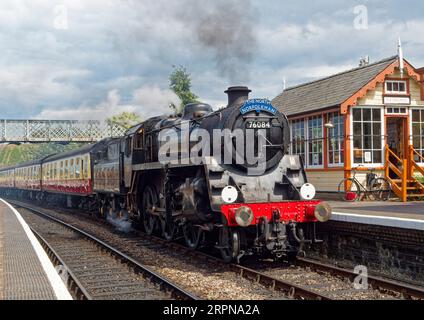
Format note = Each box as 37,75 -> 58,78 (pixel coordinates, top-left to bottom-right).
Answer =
127,86 -> 332,262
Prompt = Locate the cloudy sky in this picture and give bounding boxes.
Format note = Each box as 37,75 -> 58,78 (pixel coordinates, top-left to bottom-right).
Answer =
1,0 -> 423,120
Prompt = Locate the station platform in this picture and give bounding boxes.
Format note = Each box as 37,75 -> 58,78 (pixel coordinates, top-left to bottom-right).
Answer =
328,200 -> 424,231
0,198 -> 72,300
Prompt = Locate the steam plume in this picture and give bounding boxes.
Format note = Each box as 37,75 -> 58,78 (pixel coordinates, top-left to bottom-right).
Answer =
178,0 -> 257,82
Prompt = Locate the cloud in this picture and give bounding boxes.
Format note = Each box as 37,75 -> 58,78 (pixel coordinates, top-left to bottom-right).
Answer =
35,86 -> 180,121
0,1 -> 424,120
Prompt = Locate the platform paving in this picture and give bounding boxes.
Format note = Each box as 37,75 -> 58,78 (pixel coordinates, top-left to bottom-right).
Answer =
327,200 -> 424,230
0,199 -> 71,300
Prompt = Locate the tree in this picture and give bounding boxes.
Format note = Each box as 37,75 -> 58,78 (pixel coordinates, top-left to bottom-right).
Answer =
106,111 -> 141,130
169,66 -> 199,114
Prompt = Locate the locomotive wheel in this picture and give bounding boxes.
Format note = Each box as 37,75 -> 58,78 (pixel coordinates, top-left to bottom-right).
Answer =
183,223 -> 203,250
219,228 -> 240,263
160,219 -> 177,241
142,186 -> 158,235
131,210 -> 143,229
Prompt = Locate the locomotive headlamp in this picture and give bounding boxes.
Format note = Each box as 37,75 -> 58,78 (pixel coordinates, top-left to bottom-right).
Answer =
300,183 -> 316,200
314,202 -> 332,222
221,186 -> 238,204
235,206 -> 254,227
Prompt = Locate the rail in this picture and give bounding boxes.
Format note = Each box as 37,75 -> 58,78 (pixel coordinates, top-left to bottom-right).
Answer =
11,199 -> 424,300
12,201 -> 199,300
296,258 -> 424,300
9,199 -> 332,300
31,228 -> 93,300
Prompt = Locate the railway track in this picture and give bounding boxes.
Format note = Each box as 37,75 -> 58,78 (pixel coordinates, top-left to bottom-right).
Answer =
295,258 -> 424,300
246,257 -> 424,300
9,199 -> 424,300
16,204 -> 198,300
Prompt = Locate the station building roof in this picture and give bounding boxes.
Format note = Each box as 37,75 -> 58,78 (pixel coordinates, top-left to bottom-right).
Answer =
272,56 -> 398,117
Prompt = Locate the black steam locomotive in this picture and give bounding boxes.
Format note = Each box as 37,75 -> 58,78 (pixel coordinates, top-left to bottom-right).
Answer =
0,86 -> 331,262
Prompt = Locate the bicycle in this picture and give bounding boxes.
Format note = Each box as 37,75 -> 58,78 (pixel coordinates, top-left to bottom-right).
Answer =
337,165 -> 392,202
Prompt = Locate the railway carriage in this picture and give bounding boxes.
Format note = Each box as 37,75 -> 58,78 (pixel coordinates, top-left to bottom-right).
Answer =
13,160 -> 43,200
0,168 -> 15,191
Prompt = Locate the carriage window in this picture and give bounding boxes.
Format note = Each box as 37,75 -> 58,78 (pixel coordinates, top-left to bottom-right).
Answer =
353,108 -> 382,164
84,156 -> 89,177
308,115 -> 324,167
65,161 -> 69,178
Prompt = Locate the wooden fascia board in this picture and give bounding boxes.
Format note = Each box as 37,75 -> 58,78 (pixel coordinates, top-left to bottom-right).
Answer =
340,59 -> 421,114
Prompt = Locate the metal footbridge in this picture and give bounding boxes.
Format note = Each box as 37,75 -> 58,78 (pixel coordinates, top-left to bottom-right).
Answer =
0,120 -> 127,143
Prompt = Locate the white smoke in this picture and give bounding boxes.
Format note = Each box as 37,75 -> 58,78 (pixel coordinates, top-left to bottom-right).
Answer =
35,85 -> 181,121
106,214 -> 133,234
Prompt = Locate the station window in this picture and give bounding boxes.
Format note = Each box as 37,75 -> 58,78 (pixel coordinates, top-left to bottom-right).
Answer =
386,107 -> 408,115
308,115 -> 324,167
290,119 -> 306,163
385,80 -> 408,95
353,108 -> 382,164
412,109 -> 424,162
327,112 -> 344,166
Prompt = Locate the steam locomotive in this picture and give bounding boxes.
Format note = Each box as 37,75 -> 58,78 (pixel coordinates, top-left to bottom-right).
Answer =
0,86 -> 332,262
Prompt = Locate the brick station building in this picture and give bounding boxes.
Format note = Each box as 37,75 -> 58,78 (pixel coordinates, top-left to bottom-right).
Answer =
272,56 -> 424,201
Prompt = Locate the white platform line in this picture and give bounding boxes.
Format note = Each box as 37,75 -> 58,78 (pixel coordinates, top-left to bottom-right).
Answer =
0,199 -> 73,300
332,211 -> 424,231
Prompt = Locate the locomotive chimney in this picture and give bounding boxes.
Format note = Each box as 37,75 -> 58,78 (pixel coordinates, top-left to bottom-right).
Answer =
225,86 -> 252,107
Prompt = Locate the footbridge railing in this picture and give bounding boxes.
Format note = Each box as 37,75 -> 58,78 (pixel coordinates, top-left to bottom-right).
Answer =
0,120 -> 127,143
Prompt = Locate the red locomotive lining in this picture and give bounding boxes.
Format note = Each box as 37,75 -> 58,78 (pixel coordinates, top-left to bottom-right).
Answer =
221,201 -> 322,227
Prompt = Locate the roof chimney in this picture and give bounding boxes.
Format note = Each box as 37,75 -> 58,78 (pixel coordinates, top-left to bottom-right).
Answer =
225,86 -> 252,107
